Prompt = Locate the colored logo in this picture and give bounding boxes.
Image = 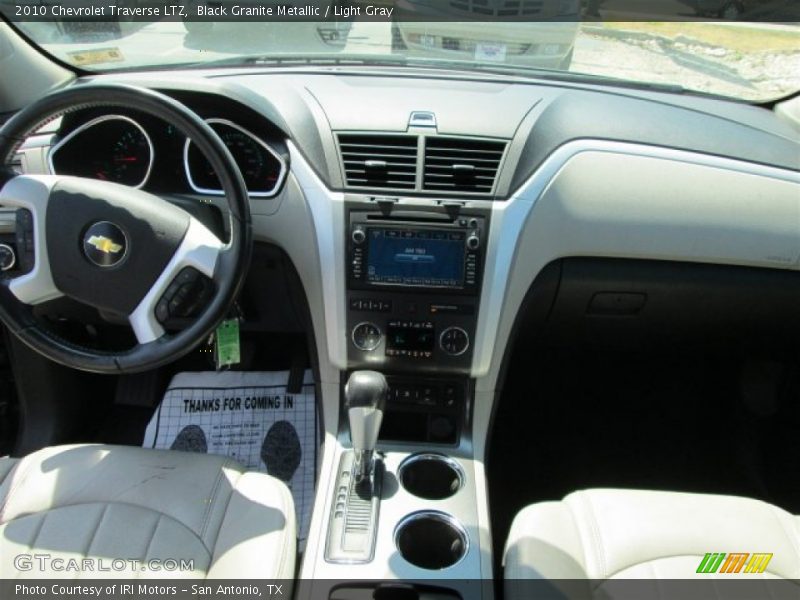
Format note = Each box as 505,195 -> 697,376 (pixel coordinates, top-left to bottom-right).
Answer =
696,553 -> 773,574
83,221 -> 128,268
86,236 -> 123,255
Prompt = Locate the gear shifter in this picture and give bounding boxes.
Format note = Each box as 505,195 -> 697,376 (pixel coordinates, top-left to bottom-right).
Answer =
345,370 -> 388,483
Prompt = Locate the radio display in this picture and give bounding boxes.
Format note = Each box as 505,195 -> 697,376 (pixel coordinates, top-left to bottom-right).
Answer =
366,228 -> 465,288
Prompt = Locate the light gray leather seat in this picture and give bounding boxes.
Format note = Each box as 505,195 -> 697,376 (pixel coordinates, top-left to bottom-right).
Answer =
504,489 -> 800,592
0,444 -> 296,578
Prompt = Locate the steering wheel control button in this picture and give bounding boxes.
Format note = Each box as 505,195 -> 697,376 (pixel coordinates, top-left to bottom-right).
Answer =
83,221 -> 128,268
439,326 -> 469,356
156,267 -> 213,323
0,243 -> 16,271
155,299 -> 170,323
14,209 -> 34,274
352,322 -> 382,352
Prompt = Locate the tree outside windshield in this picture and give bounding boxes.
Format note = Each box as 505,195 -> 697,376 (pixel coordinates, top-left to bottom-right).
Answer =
4,0 -> 799,102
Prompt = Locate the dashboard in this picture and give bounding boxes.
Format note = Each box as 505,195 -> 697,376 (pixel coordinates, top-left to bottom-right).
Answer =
10,68 -> 800,395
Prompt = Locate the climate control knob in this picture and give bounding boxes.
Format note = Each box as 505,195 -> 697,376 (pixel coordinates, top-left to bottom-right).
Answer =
352,322 -> 382,352
439,326 -> 469,356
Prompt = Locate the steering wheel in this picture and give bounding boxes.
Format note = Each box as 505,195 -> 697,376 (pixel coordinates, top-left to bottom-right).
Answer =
0,84 -> 252,373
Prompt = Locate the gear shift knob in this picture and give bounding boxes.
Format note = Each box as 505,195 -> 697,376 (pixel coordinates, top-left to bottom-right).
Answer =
345,370 -> 388,482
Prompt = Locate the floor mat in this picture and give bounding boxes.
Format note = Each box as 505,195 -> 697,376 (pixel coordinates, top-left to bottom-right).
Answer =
143,370 -> 317,544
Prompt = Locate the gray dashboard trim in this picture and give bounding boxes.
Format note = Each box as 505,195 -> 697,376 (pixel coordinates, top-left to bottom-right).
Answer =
287,140 -> 349,370
474,139 -> 800,384
289,135 -> 800,383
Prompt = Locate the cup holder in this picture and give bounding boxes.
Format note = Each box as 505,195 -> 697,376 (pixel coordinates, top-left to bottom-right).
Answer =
395,511 -> 468,570
398,453 -> 465,500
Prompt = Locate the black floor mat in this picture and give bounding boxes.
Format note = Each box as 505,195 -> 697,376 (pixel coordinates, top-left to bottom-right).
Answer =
487,345 -> 798,568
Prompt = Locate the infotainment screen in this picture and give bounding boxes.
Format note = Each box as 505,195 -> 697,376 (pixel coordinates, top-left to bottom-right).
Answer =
366,229 -> 466,288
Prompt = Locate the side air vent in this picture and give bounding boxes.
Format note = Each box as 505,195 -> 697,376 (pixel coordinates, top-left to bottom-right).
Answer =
338,134 -> 418,190
10,153 -> 24,175
423,137 -> 506,194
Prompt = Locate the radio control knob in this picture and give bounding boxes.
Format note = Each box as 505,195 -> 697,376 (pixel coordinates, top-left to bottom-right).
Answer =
352,322 -> 382,352
466,234 -> 480,250
352,227 -> 366,245
440,326 -> 469,356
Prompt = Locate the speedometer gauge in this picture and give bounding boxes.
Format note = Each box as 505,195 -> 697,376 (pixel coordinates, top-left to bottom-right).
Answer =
184,119 -> 286,197
49,115 -> 153,188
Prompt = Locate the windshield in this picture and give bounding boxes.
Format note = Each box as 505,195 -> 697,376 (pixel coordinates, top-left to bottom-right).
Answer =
5,1 -> 800,102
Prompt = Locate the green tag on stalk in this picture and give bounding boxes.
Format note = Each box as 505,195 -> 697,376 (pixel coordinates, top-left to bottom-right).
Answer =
215,319 -> 240,368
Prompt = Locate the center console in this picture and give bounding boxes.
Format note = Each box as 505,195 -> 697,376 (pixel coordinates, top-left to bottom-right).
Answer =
345,206 -> 488,448
346,208 -> 488,375
302,204 -> 492,599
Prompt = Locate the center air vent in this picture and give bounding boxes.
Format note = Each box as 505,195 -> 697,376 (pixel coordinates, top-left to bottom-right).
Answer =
338,134 -> 418,190
423,138 -> 506,194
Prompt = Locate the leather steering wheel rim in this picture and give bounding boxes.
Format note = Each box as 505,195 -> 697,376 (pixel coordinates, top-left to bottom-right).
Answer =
0,84 -> 252,373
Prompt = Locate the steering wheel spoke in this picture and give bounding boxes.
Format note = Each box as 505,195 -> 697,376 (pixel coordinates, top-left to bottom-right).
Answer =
0,175 -> 64,305
128,217 -> 225,345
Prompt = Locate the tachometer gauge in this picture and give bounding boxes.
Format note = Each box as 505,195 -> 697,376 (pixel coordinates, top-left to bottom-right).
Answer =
49,115 -> 153,188
184,119 -> 286,197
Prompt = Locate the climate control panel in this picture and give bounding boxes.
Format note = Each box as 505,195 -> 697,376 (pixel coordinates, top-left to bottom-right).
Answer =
346,292 -> 477,373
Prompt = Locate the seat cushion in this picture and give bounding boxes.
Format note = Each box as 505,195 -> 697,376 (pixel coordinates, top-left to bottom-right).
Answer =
0,444 -> 296,579
504,489 -> 800,582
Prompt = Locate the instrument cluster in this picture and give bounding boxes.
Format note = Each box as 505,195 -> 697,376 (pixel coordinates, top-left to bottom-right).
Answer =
48,108 -> 287,198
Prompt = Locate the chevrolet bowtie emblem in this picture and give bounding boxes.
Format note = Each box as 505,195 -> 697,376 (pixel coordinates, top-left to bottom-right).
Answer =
83,222 -> 128,268
86,235 -> 123,254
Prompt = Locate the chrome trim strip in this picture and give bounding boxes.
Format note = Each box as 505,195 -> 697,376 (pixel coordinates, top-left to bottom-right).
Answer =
472,140 -> 800,379
183,118 -> 288,198
47,115 -> 154,190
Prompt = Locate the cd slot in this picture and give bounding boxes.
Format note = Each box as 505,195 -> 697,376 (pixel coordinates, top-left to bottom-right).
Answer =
365,213 -> 454,224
